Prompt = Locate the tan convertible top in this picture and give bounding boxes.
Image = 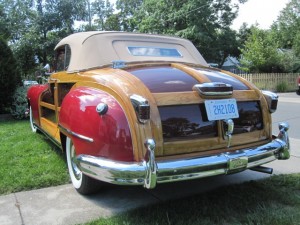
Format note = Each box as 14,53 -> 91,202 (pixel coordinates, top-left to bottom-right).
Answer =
55,31 -> 208,72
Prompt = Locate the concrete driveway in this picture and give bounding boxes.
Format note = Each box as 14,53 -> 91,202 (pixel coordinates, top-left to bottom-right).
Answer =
1,92 -> 299,225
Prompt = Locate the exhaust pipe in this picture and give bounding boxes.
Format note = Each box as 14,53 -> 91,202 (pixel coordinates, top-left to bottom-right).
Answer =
250,166 -> 273,174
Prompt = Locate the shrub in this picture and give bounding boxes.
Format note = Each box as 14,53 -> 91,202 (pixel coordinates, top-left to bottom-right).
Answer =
10,86 -> 28,119
0,38 -> 21,113
276,81 -> 288,93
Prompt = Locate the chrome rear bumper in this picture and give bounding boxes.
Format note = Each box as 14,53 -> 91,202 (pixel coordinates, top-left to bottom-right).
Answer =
77,122 -> 290,189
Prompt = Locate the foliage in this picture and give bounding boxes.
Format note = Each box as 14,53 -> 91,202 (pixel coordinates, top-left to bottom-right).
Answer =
0,4 -> 10,41
92,0 -> 114,31
0,0 -> 34,42
270,0 -> 300,72
0,0 -> 249,76
272,0 -> 300,52
0,120 -> 69,195
10,86 -> 28,119
0,38 -> 21,113
239,27 -> 281,73
116,0 -> 143,31
277,49 -> 300,73
134,0 -> 242,66
1,0 -> 88,79
2,0 -> 300,76
12,34 -> 39,78
276,81 -> 289,93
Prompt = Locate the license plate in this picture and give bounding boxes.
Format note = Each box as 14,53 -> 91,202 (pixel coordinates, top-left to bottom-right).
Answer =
205,99 -> 239,121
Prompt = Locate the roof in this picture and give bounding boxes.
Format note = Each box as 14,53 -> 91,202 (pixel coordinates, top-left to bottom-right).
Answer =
54,31 -> 208,72
222,56 -> 240,67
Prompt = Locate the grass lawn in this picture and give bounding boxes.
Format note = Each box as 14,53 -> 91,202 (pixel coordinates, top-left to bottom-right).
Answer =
0,119 -> 69,195
86,173 -> 300,225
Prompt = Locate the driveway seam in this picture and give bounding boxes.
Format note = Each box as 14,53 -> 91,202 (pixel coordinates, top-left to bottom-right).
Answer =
14,193 -> 25,225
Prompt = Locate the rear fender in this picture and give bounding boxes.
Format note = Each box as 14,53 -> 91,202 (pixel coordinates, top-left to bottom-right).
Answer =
59,87 -> 134,162
27,84 -> 49,126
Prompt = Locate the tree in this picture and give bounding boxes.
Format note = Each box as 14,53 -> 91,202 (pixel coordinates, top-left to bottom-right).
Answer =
239,27 -> 281,72
12,35 -> 38,78
271,0 -> 300,72
105,14 -> 122,31
237,22 -> 251,47
92,0 -> 114,31
272,0 -> 300,52
133,0 -> 246,65
215,28 -> 240,67
3,0 -> 88,78
0,38 -> 21,113
116,0 -> 143,31
0,0 -> 35,42
0,5 -> 11,41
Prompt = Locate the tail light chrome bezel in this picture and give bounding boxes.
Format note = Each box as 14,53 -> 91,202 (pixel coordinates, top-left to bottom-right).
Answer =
130,94 -> 150,123
262,90 -> 278,113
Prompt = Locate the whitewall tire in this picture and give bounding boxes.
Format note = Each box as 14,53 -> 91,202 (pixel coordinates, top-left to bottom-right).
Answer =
66,137 -> 102,194
29,106 -> 37,133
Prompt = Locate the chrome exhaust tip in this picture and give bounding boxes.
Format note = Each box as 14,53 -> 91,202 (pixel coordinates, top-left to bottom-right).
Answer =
250,166 -> 273,174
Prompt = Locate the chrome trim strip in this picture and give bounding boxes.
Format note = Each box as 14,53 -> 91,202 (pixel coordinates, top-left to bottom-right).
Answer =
58,124 -> 94,143
76,123 -> 290,189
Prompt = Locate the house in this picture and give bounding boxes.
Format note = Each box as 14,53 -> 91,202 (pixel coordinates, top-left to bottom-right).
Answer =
221,56 -> 244,74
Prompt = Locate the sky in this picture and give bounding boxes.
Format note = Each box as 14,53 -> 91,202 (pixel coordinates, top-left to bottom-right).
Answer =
231,0 -> 290,30
86,0 -> 290,31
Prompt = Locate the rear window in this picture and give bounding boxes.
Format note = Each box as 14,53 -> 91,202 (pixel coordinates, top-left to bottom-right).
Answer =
128,46 -> 182,57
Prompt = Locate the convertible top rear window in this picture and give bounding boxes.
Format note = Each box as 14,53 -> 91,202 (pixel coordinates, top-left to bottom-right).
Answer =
128,46 -> 182,57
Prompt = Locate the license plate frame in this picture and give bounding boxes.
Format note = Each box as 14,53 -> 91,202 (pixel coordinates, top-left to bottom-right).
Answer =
205,99 -> 239,121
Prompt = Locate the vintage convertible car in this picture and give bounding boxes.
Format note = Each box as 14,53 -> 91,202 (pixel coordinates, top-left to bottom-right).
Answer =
27,31 -> 290,194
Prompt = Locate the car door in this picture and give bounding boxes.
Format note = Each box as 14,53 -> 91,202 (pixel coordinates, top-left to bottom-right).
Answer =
39,45 -> 73,144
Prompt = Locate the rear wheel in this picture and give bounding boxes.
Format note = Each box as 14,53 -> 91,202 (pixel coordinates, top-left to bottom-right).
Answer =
297,88 -> 300,95
29,106 -> 37,133
66,137 -> 102,194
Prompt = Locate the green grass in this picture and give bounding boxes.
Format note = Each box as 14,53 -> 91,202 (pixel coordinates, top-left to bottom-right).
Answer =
86,174 -> 300,225
0,119 -> 70,195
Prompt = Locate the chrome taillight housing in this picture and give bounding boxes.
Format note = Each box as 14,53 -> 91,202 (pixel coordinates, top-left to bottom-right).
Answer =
130,94 -> 150,123
262,90 -> 278,113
